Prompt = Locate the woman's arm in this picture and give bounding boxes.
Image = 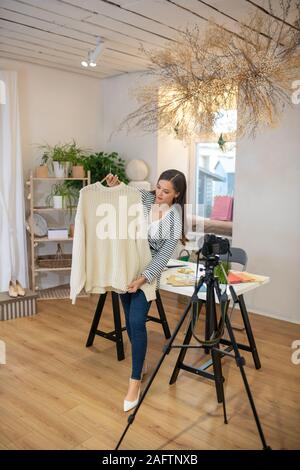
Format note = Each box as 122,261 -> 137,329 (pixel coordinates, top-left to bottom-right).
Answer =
142,237 -> 180,283
142,211 -> 182,283
143,207 -> 182,283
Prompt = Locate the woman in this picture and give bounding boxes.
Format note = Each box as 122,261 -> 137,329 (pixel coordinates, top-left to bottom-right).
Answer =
105,169 -> 187,412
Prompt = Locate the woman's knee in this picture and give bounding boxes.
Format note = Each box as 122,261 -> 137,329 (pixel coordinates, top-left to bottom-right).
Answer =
129,314 -> 147,333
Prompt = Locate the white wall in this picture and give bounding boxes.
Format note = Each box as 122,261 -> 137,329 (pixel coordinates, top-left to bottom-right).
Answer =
102,72 -> 157,186
157,131 -> 189,178
102,72 -> 190,188
0,58 -> 103,178
233,104 -> 300,324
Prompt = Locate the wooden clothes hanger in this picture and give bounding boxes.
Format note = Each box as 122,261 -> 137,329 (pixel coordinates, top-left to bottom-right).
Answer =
99,167 -> 112,184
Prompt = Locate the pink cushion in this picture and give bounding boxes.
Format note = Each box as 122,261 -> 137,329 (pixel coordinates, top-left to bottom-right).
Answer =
211,196 -> 234,221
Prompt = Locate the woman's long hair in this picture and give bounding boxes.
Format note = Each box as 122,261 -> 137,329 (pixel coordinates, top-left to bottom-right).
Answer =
151,169 -> 188,245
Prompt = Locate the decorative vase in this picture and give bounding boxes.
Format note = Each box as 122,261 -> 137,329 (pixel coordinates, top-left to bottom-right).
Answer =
53,162 -> 65,178
72,165 -> 85,178
53,195 -> 63,209
36,165 -> 48,178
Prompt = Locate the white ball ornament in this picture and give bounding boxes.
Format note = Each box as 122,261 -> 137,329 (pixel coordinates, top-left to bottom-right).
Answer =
126,159 -> 149,181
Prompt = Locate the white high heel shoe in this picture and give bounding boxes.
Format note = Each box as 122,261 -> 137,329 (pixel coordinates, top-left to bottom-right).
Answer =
15,280 -> 25,296
8,281 -> 18,298
123,378 -> 141,412
123,389 -> 140,412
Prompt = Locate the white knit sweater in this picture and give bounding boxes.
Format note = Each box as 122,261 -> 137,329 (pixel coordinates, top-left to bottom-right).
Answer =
70,182 -> 157,303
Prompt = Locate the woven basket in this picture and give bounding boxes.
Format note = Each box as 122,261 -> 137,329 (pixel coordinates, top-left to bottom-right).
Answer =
36,254 -> 72,268
36,243 -> 72,268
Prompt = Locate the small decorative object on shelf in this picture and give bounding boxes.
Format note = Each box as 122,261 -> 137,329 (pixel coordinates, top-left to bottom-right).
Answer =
31,214 -> 48,237
26,170 -> 91,298
48,228 -> 69,240
36,243 -> 72,269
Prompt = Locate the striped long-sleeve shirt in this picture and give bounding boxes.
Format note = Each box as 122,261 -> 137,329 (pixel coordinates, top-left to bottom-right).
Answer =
138,189 -> 182,290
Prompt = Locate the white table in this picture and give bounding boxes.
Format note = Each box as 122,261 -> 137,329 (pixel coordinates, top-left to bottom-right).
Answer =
158,258 -> 270,377
160,258 -> 270,301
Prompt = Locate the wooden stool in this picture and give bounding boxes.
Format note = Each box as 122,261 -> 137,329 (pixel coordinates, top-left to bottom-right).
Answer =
86,290 -> 171,361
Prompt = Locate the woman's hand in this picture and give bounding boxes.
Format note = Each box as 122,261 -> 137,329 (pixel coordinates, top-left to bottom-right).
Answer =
106,173 -> 120,187
127,276 -> 147,293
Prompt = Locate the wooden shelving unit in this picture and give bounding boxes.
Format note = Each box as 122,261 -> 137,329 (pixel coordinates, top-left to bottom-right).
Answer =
27,170 -> 91,299
34,237 -> 74,242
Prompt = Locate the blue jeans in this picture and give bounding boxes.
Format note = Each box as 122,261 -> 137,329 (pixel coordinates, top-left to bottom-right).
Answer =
120,289 -> 151,380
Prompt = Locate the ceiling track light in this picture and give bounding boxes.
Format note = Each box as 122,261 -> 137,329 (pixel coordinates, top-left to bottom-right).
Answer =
81,36 -> 105,68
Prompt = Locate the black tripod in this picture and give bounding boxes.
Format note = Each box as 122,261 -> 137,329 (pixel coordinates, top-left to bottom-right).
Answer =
116,253 -> 271,450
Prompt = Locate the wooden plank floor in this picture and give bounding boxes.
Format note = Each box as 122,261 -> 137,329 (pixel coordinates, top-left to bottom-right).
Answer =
0,291 -> 299,450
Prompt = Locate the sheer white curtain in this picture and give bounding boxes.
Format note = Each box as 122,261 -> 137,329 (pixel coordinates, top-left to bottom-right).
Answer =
0,70 -> 28,291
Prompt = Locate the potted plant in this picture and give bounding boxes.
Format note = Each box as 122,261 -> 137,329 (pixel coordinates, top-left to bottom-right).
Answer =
72,161 -> 85,178
39,140 -> 87,178
71,153 -> 86,179
64,140 -> 88,178
82,151 -> 129,185
214,261 -> 231,284
45,182 -> 79,216
59,140 -> 88,178
39,143 -> 68,177
35,161 -> 49,178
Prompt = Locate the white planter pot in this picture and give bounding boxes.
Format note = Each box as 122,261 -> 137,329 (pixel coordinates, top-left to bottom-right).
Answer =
53,162 -> 65,178
53,195 -> 63,209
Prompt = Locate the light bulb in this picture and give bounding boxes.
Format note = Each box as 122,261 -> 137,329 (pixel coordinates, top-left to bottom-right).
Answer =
81,60 -> 88,67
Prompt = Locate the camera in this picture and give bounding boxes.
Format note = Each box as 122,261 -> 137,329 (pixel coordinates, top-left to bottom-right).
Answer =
200,233 -> 230,258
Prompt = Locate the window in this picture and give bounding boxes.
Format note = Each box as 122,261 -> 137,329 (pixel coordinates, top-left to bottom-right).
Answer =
195,142 -> 236,218
193,108 -> 237,220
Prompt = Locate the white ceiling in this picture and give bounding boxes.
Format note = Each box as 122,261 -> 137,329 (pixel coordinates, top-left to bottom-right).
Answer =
0,0 -> 299,79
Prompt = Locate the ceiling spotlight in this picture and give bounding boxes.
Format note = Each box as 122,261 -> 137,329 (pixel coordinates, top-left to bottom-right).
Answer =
81,36 -> 105,68
87,51 -> 97,67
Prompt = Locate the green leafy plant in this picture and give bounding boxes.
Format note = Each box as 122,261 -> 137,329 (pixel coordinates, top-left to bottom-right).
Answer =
214,261 -> 231,284
45,182 -> 79,217
40,140 -> 88,168
82,152 -> 129,185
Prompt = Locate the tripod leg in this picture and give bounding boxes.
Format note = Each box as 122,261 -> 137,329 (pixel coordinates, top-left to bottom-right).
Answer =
238,294 -> 261,369
211,347 -> 228,424
225,314 -> 270,450
169,300 -> 204,384
204,280 -> 217,354
86,293 -> 107,347
211,347 -> 224,403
